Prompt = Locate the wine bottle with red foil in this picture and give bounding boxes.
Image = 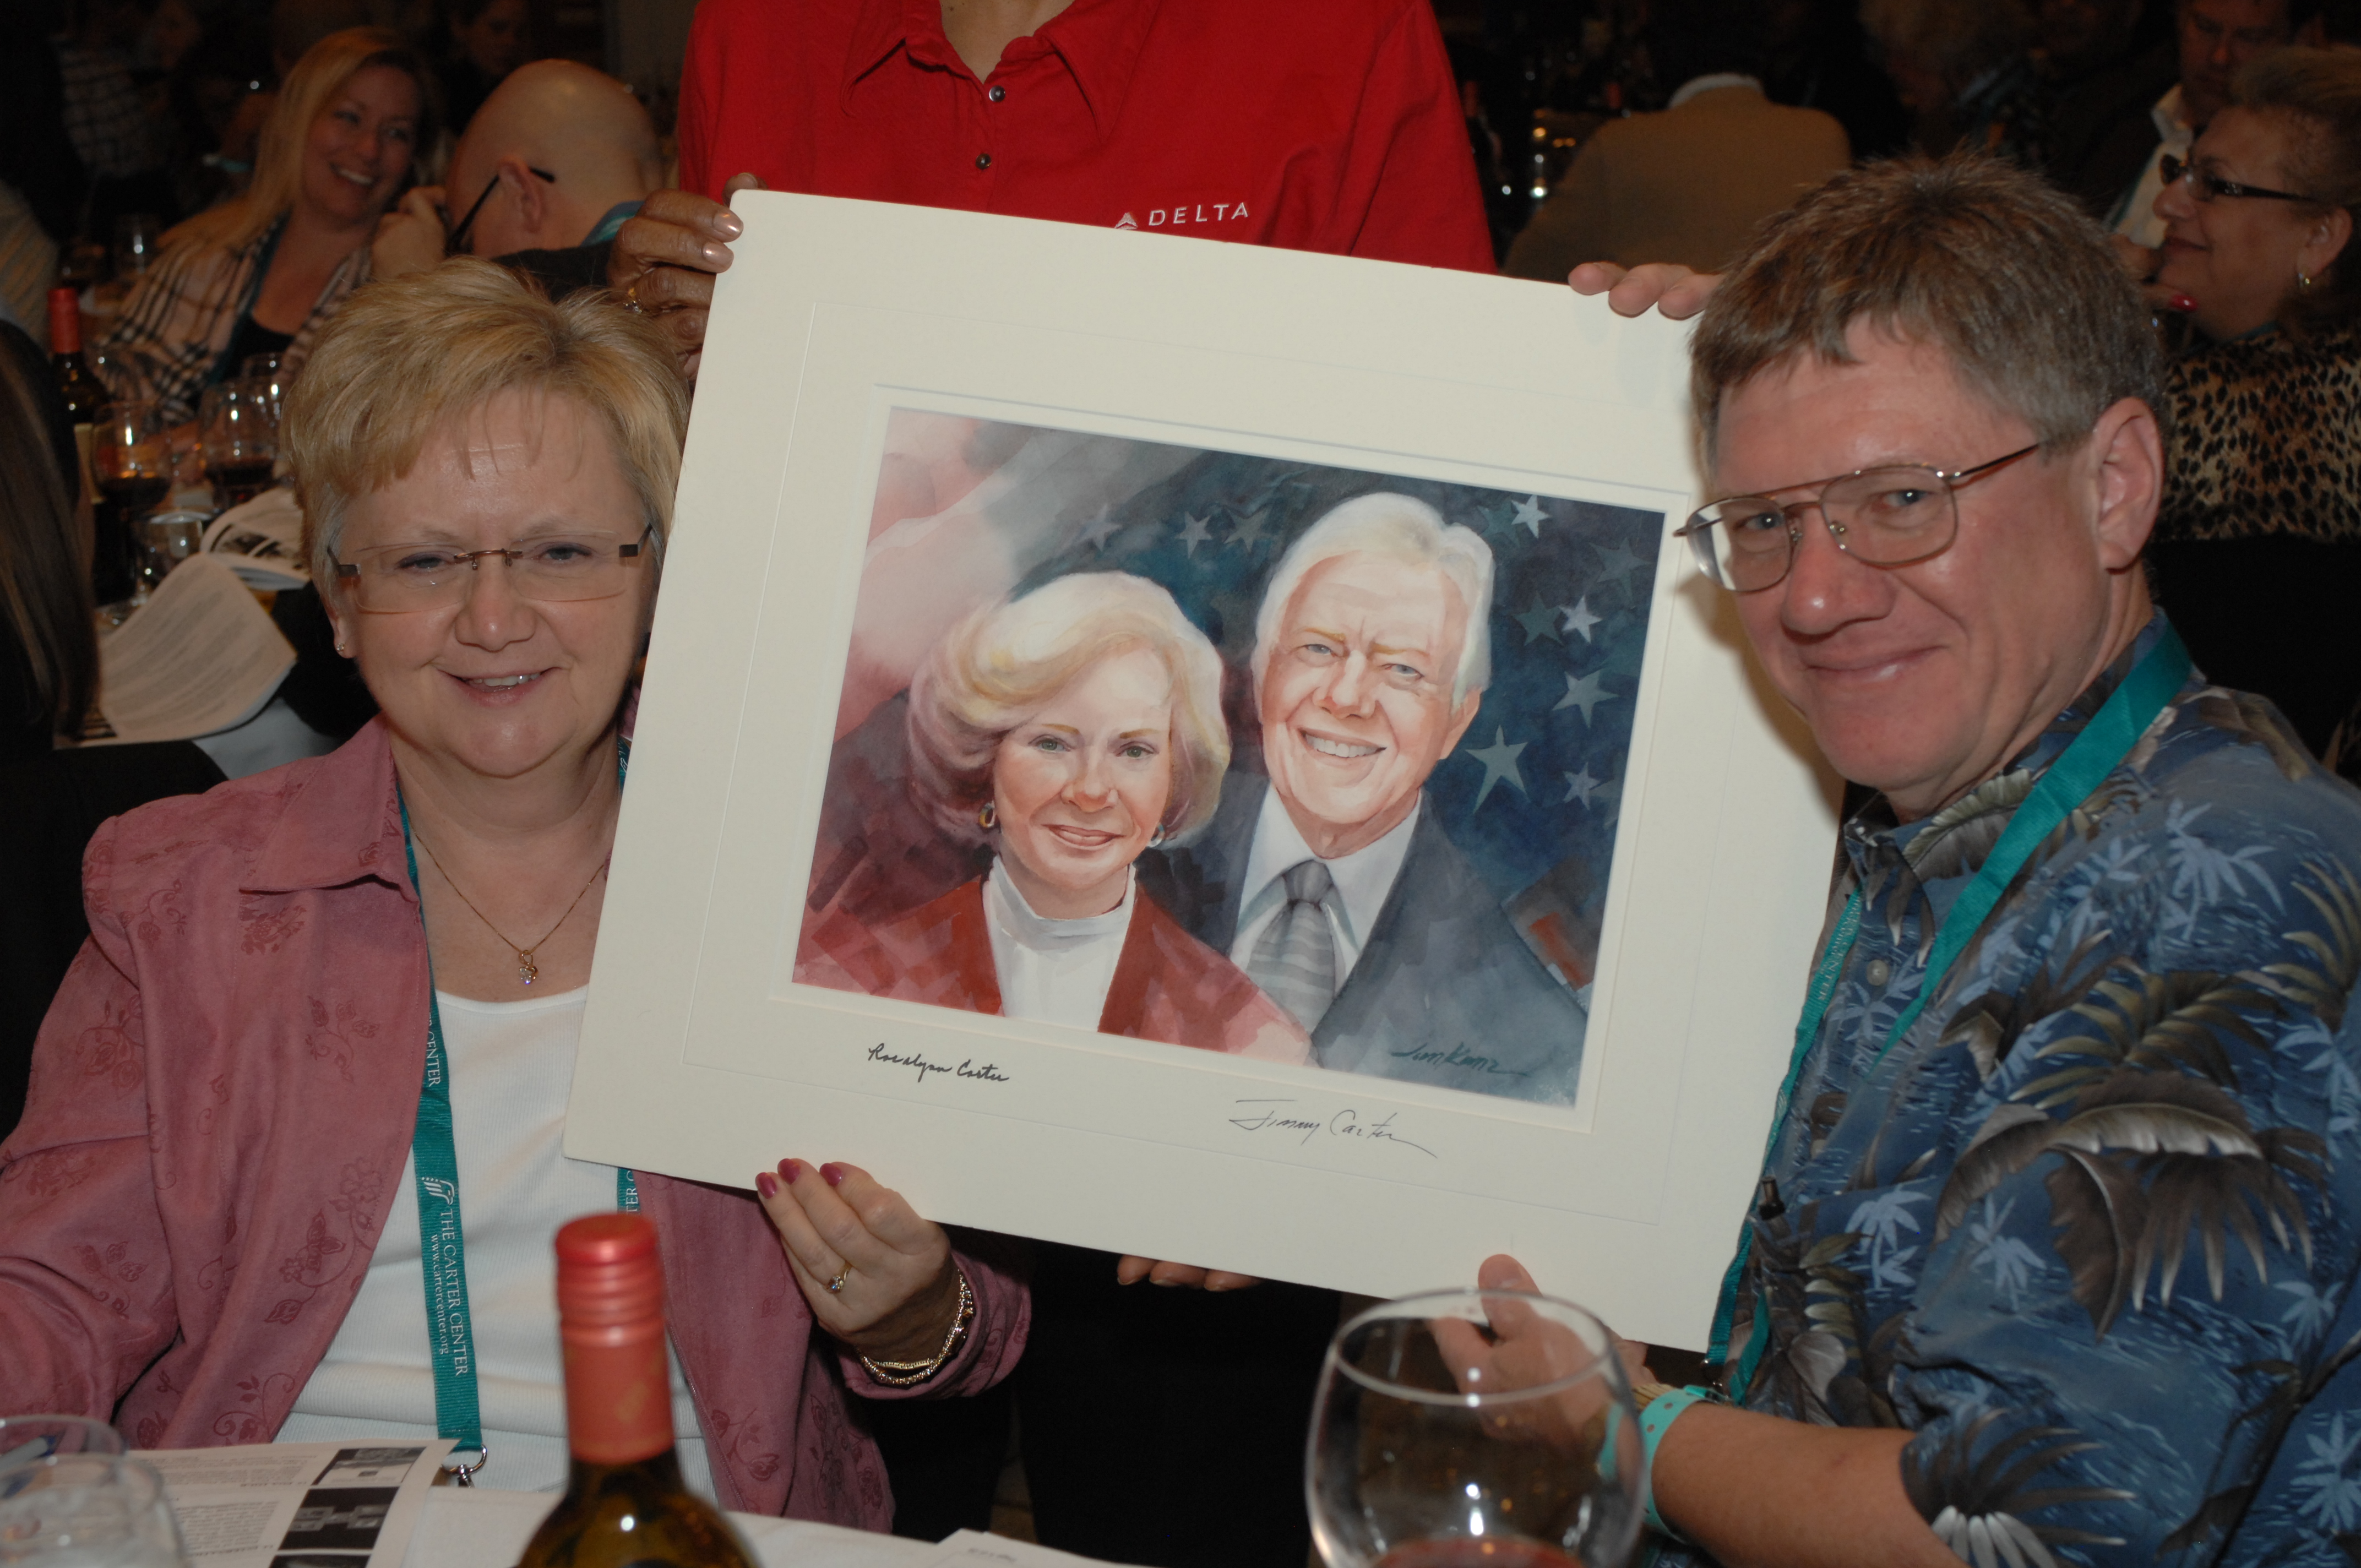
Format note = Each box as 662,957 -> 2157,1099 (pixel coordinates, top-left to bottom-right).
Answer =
48,287 -> 107,427
48,286 -> 106,542
516,1214 -> 757,1568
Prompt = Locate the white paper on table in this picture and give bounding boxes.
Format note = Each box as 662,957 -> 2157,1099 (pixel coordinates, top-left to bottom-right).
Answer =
399,1487 -> 944,1568
96,553 -> 295,742
918,1529 -> 1113,1567
202,484 -> 311,590
138,1438 -> 451,1567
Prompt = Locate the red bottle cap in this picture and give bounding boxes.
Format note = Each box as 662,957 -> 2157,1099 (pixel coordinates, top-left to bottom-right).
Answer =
47,287 -> 83,356
556,1212 -> 666,1332
553,1213 -> 674,1464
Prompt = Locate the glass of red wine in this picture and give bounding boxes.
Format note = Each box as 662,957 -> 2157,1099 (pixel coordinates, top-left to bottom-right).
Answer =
91,398 -> 172,612
200,376 -> 280,509
1308,1288 -> 1644,1568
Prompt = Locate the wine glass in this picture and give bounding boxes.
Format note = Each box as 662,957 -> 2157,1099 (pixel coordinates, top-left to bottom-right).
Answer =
0,1452 -> 188,1565
1308,1288 -> 1644,1568
135,511 -> 209,598
0,1418 -> 122,1479
91,399 -> 172,613
238,355 -> 287,424
198,378 -> 279,509
111,215 -> 161,283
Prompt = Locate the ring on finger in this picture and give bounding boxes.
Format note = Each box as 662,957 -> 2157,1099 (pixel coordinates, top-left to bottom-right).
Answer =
622,279 -> 646,315
828,1265 -> 851,1294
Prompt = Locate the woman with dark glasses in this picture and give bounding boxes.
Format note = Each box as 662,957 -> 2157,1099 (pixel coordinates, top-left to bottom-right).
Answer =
2132,47 -> 2361,776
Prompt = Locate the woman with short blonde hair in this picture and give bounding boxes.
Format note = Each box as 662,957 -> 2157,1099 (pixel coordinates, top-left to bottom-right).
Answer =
288,255 -> 685,582
0,259 -> 1026,1511
905,571 -> 1232,848
804,571 -> 1308,1063
102,28 -> 437,424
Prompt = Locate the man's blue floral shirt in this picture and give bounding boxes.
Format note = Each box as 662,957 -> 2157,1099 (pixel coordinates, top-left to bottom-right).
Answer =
1665,615 -> 2361,1566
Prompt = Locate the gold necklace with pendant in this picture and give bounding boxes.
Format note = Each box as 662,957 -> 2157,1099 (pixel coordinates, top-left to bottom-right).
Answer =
414,834 -> 611,986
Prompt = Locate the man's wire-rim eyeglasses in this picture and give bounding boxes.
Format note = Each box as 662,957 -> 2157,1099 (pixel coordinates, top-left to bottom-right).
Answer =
1675,444 -> 2041,592
445,164 -> 558,255
2158,152 -> 2316,205
333,528 -> 652,613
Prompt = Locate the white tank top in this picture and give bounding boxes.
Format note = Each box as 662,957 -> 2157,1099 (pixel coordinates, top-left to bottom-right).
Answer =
276,986 -> 714,1499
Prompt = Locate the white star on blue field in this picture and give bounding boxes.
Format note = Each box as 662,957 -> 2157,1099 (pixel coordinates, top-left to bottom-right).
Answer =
1468,728 -> 1528,807
1555,670 -> 1615,725
1076,505 -> 1119,552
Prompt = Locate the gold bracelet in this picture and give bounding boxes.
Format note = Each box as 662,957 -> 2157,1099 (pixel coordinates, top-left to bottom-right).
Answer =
859,1269 -> 975,1387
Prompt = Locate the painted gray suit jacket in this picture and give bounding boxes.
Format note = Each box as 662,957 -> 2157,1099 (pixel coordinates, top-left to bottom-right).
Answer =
1142,771 -> 1586,1105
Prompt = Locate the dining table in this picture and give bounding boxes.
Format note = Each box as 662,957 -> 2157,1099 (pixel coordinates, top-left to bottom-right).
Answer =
406,1485 -> 1094,1568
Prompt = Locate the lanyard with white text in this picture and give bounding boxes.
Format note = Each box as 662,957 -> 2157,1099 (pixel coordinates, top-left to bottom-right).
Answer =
1704,625 -> 2194,1400
398,743 -> 635,1482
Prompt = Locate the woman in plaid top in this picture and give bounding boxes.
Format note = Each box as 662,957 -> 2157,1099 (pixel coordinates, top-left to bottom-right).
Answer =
100,29 -> 435,427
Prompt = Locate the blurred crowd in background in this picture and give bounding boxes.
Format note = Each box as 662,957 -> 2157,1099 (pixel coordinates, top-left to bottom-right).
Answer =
13,0 -> 2361,335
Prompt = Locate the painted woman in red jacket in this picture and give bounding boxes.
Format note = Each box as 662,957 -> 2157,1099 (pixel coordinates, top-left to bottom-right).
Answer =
797,570 -> 1308,1064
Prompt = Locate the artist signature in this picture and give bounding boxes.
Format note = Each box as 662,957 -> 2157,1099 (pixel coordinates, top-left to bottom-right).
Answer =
865,1043 -> 1012,1087
1386,1042 -> 1530,1080
1227,1099 -> 1436,1158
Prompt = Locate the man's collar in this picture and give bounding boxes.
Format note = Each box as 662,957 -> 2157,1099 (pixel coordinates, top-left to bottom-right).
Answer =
843,0 -> 1160,138
1667,74 -> 1762,109
1238,786 -> 1421,951
2153,83 -> 2193,138
1854,611 -> 2180,858
241,719 -> 415,900
2004,611 -> 2173,778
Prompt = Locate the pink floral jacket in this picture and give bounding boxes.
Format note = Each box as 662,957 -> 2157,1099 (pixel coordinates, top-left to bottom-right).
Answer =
0,721 -> 1027,1527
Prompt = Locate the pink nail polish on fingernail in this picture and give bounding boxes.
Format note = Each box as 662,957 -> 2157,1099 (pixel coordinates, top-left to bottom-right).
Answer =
2171,295 -> 2198,312
756,1170 -> 778,1198
779,1159 -> 800,1184
821,1162 -> 846,1188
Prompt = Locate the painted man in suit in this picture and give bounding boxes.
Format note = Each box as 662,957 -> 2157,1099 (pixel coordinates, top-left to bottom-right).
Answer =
1147,492 -> 1589,1104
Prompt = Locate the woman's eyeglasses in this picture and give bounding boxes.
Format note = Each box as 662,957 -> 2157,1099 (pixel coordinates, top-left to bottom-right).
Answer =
333,529 -> 651,612
445,165 -> 558,255
2158,153 -> 2315,205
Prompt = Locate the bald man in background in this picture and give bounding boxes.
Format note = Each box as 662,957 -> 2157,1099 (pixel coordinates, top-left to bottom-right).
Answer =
371,58 -> 662,293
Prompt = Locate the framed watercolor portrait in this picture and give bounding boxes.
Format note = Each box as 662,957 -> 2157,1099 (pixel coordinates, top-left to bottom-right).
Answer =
568,194 -> 1842,1346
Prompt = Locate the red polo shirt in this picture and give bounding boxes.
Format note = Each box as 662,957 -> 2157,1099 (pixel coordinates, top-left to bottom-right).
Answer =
677,0 -> 1494,272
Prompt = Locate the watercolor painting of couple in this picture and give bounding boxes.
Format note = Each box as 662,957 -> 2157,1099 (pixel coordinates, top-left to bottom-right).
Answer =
792,409 -> 1663,1110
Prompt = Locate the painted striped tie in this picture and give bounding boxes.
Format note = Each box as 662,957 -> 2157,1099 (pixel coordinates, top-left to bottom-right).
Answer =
1245,859 -> 1338,1032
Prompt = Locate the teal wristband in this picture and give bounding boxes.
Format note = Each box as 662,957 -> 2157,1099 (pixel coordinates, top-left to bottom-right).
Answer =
1639,1385 -> 1713,1539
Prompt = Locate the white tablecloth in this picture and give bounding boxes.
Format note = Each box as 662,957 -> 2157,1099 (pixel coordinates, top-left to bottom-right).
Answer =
407,1487 -> 935,1567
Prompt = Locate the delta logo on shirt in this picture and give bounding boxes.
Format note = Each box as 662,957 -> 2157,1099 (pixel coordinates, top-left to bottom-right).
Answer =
1114,199 -> 1252,231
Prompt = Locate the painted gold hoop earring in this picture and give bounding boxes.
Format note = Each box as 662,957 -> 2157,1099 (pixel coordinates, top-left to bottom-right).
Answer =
977,801 -> 997,830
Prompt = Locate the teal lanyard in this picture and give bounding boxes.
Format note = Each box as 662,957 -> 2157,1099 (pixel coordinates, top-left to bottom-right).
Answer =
396,743 -> 634,1480
1705,626 -> 2194,1400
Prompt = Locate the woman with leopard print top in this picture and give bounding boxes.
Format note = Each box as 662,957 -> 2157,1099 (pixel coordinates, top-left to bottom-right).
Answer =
2130,48 -> 2361,773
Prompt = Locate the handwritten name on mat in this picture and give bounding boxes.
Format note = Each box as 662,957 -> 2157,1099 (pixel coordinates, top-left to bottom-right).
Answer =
866,1043 -> 1013,1086
1386,1041 -> 1531,1081
1228,1099 -> 1437,1158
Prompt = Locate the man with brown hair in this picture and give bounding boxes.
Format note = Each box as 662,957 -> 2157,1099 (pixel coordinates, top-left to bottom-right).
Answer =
1498,156 -> 2361,1565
